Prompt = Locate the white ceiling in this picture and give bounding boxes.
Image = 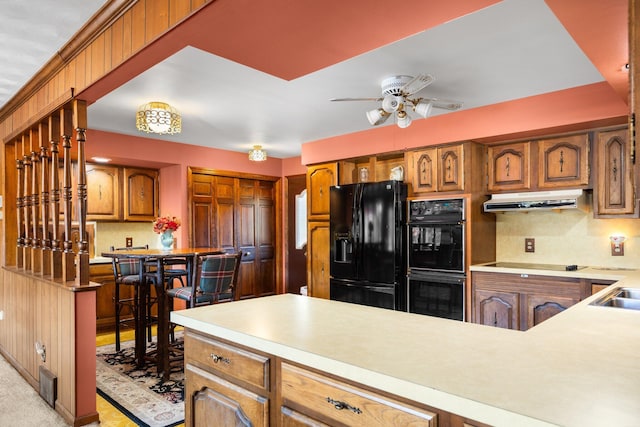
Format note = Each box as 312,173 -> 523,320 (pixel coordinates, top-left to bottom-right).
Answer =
0,0 -> 106,106
0,0 -> 612,159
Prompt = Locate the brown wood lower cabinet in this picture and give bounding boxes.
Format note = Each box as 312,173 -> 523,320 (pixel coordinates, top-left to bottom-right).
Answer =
90,262 -> 119,332
472,271 -> 588,331
183,329 -> 489,427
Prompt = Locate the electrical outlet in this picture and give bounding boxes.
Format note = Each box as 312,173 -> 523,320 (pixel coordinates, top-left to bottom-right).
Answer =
0,310 -> 4,320
126,237 -> 133,247
525,238 -> 535,253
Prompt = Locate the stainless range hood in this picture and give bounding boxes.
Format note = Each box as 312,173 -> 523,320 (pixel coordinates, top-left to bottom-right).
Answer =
483,189 -> 588,213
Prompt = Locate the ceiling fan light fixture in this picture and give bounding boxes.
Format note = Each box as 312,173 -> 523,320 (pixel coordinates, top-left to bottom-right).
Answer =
413,99 -> 433,118
248,145 -> 267,162
381,95 -> 403,113
366,108 -> 390,126
396,110 -> 412,128
136,102 -> 182,135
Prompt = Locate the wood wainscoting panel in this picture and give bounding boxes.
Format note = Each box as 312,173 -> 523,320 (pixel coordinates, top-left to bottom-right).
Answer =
0,268 -> 99,425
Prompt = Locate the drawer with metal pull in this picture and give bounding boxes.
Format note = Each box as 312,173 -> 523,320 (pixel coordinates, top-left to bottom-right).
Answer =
185,330 -> 270,391
281,362 -> 436,426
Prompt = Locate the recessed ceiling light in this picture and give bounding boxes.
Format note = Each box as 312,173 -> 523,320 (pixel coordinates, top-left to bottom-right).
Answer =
91,157 -> 111,163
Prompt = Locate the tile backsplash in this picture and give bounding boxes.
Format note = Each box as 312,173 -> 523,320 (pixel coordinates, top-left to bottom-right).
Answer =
496,210 -> 640,268
94,221 -> 157,256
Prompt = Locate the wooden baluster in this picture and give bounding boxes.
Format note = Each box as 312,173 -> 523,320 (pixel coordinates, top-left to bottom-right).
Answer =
50,113 -> 62,280
15,156 -> 24,268
23,150 -> 32,271
74,100 -> 89,286
61,107 -> 75,282
40,128 -> 51,276
31,146 -> 41,274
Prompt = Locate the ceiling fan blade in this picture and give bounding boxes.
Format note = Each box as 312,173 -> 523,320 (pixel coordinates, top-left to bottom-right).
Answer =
424,98 -> 464,110
401,74 -> 434,96
330,97 -> 383,102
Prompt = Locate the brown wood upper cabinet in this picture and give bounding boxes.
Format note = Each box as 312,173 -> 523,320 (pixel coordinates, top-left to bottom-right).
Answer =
86,164 -> 120,221
594,127 -> 636,217
487,142 -> 531,191
538,133 -> 590,188
85,163 -> 159,221
487,134 -> 590,192
306,162 -> 337,221
407,142 -> 483,194
123,167 -> 159,221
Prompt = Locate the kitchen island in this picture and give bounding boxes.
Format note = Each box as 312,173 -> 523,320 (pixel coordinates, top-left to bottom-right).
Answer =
171,271 -> 640,426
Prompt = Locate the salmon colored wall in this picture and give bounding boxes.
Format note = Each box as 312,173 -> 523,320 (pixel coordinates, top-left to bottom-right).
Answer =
301,82 -> 628,165
87,129 -> 291,247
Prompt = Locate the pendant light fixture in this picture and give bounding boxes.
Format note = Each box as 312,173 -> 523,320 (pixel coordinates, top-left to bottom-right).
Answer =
136,102 -> 182,135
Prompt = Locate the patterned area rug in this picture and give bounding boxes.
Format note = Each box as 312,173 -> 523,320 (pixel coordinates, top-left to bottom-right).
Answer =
96,334 -> 185,427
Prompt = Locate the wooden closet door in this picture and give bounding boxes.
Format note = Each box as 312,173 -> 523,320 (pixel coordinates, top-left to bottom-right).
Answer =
237,179 -> 275,298
191,173 -> 215,248
190,171 -> 276,300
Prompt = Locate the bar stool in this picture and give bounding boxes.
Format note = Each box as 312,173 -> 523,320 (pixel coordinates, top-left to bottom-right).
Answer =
166,251 -> 242,308
110,245 -> 154,351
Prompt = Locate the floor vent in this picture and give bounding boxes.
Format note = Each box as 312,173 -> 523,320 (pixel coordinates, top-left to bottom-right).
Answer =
39,365 -> 57,408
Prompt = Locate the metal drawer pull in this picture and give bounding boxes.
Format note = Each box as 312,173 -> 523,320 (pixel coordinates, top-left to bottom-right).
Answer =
210,353 -> 231,364
326,397 -> 362,414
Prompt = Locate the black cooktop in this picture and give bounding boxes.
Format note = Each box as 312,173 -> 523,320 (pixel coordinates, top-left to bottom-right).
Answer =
484,262 -> 586,271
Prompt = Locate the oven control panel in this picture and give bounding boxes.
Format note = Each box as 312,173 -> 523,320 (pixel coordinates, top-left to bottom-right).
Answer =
409,198 -> 464,220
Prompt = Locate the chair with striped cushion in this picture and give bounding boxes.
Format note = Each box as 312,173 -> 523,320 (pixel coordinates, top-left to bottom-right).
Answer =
167,251 -> 242,309
111,245 -> 154,351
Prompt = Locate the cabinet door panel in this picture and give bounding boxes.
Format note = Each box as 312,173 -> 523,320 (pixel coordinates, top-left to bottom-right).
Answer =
438,145 -> 464,192
538,134 -> 589,188
306,163 -> 337,220
307,222 -> 330,299
488,142 -> 530,191
409,148 -> 438,193
474,289 -> 519,330
86,165 -> 119,220
595,128 -> 635,216
123,168 -> 158,221
526,294 -> 577,329
186,364 -> 268,427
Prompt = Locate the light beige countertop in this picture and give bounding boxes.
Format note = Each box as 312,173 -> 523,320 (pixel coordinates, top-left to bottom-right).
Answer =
171,271 -> 640,427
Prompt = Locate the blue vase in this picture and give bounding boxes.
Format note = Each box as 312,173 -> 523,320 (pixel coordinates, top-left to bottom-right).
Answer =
160,231 -> 174,250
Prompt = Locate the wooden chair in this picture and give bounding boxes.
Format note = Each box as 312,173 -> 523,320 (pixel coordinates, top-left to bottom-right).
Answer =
166,251 -> 242,309
110,245 -> 155,351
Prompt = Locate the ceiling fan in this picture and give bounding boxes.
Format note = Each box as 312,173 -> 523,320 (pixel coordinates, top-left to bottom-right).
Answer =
330,74 -> 463,128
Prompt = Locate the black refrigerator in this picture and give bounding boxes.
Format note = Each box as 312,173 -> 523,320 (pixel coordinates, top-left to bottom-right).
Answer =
330,180 -> 407,311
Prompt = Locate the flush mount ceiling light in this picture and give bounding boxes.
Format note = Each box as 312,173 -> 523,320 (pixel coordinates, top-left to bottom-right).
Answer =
136,102 -> 182,135
248,145 -> 267,162
331,74 -> 463,129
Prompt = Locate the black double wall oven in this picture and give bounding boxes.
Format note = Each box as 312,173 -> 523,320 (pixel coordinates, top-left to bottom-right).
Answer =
407,198 -> 466,321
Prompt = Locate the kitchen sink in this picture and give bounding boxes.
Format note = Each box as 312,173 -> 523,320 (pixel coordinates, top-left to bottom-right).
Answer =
590,287 -> 640,311
617,288 -> 640,299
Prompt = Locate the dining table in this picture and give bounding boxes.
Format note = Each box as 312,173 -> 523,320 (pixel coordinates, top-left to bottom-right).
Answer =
101,247 -> 225,381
